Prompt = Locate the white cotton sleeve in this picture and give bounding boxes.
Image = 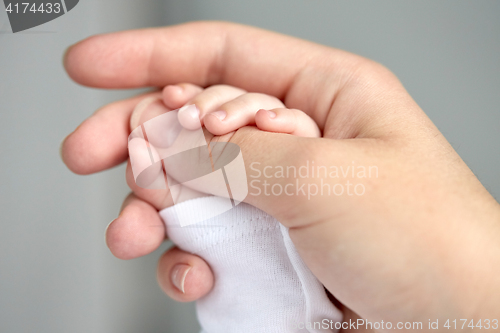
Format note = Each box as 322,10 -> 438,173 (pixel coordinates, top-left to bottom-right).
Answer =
160,196 -> 343,333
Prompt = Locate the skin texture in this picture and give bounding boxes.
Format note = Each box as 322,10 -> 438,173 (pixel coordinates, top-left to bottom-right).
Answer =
126,84 -> 320,209
61,22 -> 500,331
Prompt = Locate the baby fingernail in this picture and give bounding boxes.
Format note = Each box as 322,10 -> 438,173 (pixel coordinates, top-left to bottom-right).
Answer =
179,104 -> 199,119
178,104 -> 201,130
209,110 -> 227,121
171,264 -> 191,293
165,85 -> 183,95
266,110 -> 277,119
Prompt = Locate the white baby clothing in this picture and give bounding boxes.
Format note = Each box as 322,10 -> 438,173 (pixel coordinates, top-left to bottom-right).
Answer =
160,196 -> 343,333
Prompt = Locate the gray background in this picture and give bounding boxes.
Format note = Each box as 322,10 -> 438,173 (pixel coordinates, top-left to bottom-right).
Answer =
1,1 -> 499,332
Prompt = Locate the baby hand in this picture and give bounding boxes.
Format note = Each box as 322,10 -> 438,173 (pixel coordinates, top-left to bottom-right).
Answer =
162,83 -> 321,138
127,83 -> 321,220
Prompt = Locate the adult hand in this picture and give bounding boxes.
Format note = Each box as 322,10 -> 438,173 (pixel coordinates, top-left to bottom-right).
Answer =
61,22 -> 500,327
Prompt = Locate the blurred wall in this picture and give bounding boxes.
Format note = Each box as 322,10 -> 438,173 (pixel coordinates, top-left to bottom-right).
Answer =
0,1 -> 199,333
1,1 -> 499,333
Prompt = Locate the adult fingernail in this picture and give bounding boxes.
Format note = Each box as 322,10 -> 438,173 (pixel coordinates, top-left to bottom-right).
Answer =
104,218 -> 117,247
171,264 -> 191,293
130,96 -> 159,130
59,136 -> 66,161
266,110 -> 277,119
209,110 -> 227,121
62,45 -> 73,67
